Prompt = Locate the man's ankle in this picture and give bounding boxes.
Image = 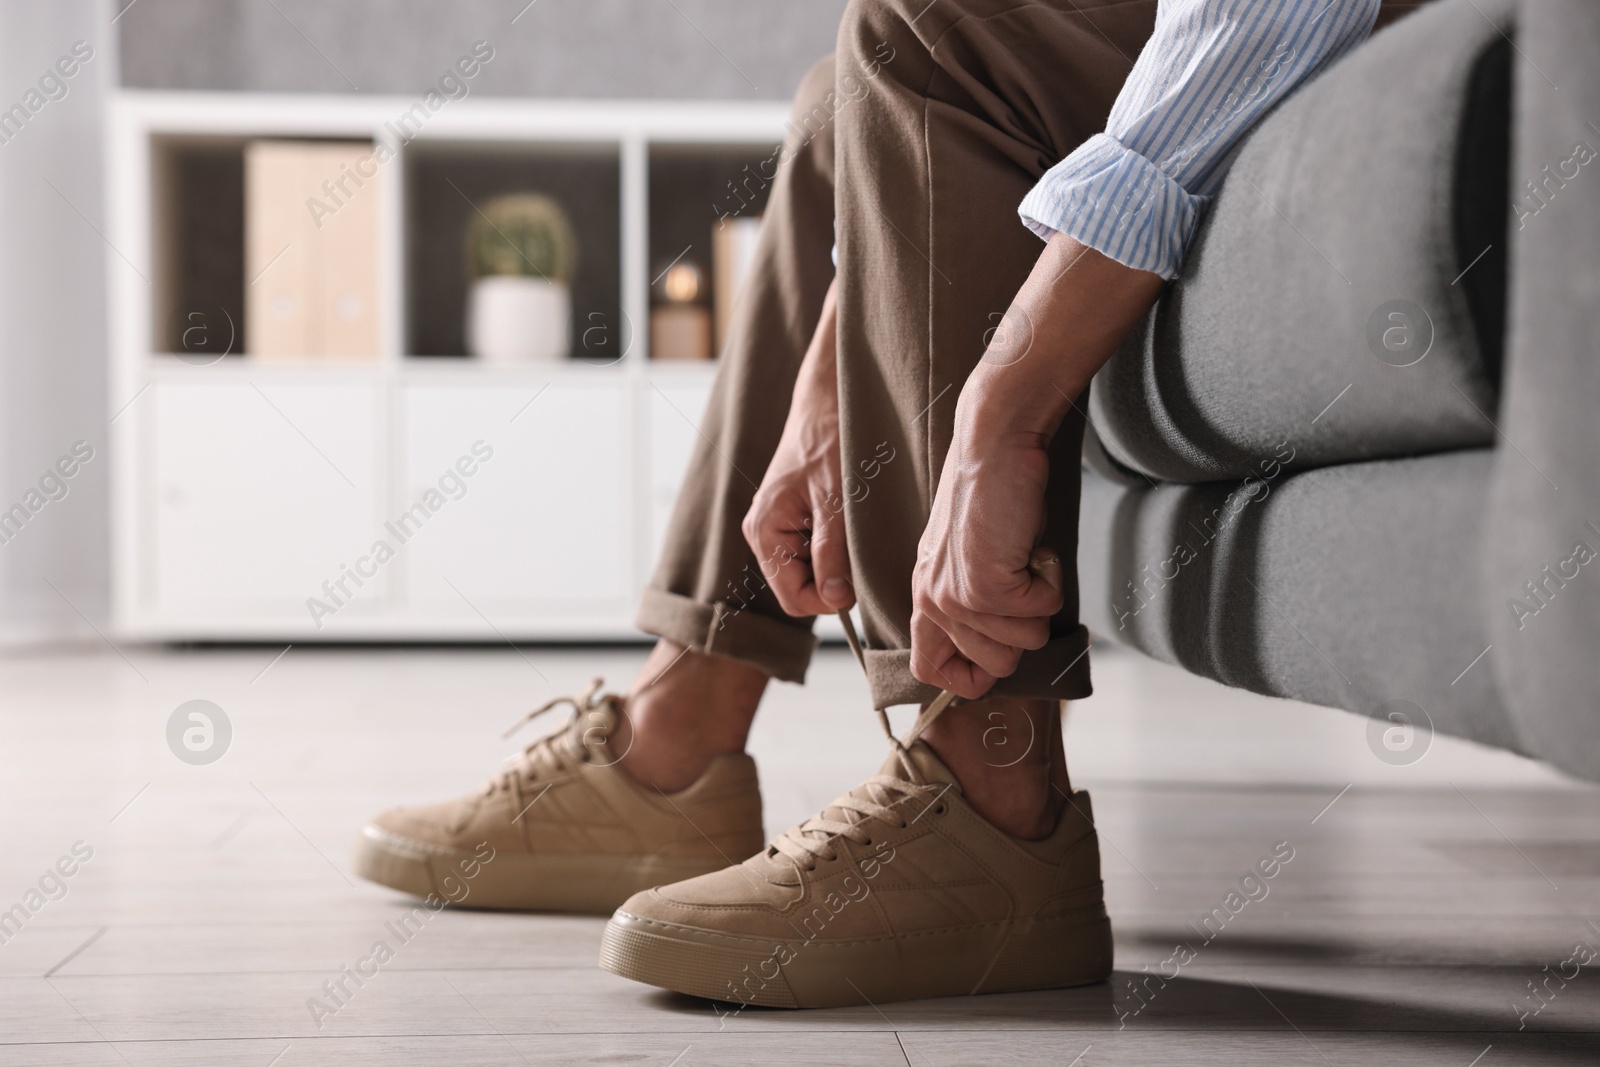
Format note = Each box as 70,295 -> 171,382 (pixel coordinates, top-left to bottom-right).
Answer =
921,696 -> 1069,840
613,640 -> 767,793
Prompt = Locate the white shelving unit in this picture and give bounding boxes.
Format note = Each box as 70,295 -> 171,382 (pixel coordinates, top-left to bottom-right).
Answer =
106,92 -> 786,640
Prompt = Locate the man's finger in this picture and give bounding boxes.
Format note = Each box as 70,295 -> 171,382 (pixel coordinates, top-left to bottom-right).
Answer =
966,545 -> 1065,621
922,649 -> 997,701
933,545 -> 1061,649
942,615 -> 1024,680
808,505 -> 855,610
1000,566 -> 1065,619
746,503 -> 827,618
911,607 -> 997,700
910,609 -> 960,689
941,609 -> 1050,652
769,559 -> 828,618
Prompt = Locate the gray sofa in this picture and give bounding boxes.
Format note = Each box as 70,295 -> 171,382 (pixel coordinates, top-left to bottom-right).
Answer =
1076,0 -> 1600,780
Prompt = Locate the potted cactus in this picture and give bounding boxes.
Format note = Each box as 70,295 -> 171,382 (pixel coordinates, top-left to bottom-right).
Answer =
464,194 -> 576,363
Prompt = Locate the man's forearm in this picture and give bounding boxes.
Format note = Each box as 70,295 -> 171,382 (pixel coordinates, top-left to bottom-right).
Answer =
957,234 -> 1165,448
786,277 -> 840,438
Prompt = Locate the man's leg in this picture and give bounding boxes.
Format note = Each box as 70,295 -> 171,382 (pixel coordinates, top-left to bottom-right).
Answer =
833,0 -> 1156,835
623,55 -> 840,791
352,59 -> 841,910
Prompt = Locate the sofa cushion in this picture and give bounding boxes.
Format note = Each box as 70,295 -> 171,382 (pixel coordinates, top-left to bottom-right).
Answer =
1078,449 -> 1526,761
1089,0 -> 1511,484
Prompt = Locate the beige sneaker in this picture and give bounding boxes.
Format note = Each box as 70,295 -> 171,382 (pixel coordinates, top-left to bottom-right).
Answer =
598,710 -> 1111,1008
353,680 -> 765,913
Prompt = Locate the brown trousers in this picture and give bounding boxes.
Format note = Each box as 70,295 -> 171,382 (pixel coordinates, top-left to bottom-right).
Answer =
638,0 -> 1418,709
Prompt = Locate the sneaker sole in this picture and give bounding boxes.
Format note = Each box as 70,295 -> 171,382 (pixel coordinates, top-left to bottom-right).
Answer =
352,826 -> 728,914
598,907 -> 1113,1008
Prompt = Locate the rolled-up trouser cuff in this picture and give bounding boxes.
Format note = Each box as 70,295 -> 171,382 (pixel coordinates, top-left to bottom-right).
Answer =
863,624 -> 1094,708
636,587 -> 819,684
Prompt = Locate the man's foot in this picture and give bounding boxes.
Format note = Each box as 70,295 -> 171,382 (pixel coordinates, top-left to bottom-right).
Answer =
598,735 -> 1110,1007
618,640 -> 768,792
353,680 -> 766,913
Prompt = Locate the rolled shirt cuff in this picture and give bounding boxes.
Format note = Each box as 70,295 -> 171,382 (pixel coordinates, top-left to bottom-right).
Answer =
1018,133 -> 1206,281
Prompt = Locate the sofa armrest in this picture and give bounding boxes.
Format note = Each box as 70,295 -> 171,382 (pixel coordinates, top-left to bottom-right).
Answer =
1484,0 -> 1600,781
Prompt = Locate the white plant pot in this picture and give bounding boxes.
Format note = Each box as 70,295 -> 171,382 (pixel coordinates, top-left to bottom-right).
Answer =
466,276 -> 571,363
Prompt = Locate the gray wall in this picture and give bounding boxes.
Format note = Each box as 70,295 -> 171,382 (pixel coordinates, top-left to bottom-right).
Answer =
118,0 -> 847,100
0,0 -> 114,643
0,0 -> 113,643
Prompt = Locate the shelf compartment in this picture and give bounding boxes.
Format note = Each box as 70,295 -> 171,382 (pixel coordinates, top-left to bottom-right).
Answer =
404,140 -> 622,361
151,135 -> 248,360
647,142 -> 779,360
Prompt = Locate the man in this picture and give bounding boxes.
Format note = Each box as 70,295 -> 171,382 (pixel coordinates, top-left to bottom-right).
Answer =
356,0 -> 1410,1007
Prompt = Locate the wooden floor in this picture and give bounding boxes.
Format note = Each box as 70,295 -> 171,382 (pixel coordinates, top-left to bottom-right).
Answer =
2,641 -> 1597,1065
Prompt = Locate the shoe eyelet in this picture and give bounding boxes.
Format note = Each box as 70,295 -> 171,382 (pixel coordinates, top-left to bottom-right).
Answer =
862,839 -> 872,846
899,821 -> 909,829
933,803 -> 947,816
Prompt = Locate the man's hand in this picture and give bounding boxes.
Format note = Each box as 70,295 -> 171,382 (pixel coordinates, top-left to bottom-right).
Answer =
911,235 -> 1167,697
912,432 -> 1063,698
743,280 -> 855,617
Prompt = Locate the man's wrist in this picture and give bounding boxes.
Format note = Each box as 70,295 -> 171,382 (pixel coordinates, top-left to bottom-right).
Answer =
955,359 -> 1078,455
954,234 -> 1164,455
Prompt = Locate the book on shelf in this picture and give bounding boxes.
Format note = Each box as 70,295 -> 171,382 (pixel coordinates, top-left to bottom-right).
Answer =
245,141 -> 381,361
711,215 -> 762,356
650,305 -> 713,361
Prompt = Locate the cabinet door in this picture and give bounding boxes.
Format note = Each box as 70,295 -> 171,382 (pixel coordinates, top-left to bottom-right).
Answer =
400,382 -> 632,624
151,382 -> 383,620
646,379 -> 713,569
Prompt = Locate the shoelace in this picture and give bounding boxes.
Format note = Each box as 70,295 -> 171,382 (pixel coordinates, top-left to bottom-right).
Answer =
767,612 -> 960,871
769,771 -> 945,869
484,624 -> 965,863
485,677 -> 616,795
834,609 -> 960,761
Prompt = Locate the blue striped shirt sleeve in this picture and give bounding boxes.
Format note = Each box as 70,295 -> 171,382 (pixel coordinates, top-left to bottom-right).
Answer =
1017,0 -> 1382,279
